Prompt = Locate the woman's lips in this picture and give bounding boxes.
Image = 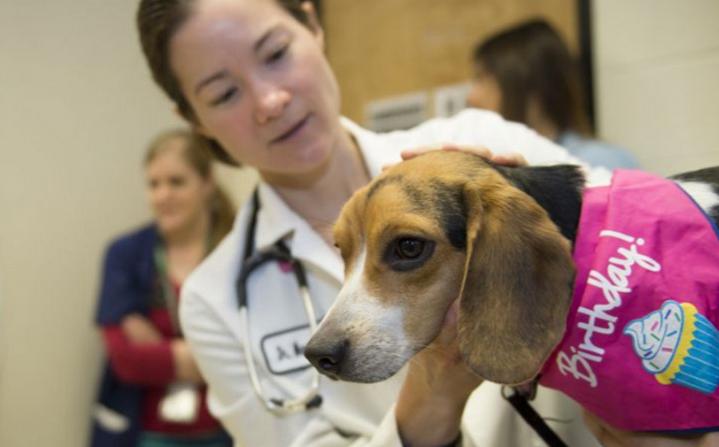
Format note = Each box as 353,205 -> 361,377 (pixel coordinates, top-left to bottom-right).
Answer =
270,115 -> 310,145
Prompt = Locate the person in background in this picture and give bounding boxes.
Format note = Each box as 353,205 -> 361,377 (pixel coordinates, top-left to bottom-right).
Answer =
90,129 -> 235,447
468,18 -> 640,171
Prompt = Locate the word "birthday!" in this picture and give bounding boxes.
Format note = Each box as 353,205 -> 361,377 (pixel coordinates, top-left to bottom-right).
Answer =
557,230 -> 662,387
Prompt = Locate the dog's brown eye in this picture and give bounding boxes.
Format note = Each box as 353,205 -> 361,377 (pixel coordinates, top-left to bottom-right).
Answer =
384,237 -> 435,271
396,238 -> 424,259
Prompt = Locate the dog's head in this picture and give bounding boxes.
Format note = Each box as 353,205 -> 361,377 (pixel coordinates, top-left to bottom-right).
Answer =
304,151 -> 576,385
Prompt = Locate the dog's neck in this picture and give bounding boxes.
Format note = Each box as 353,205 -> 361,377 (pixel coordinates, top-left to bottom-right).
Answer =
494,164 -> 586,244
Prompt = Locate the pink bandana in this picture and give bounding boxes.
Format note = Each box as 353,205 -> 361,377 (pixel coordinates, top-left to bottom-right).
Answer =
540,170 -> 719,431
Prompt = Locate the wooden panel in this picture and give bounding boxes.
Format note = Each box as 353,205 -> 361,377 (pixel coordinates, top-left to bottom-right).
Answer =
323,0 -> 579,123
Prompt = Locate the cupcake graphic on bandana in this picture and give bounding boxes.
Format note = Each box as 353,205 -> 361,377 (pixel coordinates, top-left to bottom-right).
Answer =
624,300 -> 719,394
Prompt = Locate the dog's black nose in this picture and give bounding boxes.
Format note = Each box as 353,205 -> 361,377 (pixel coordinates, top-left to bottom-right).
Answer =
304,338 -> 349,376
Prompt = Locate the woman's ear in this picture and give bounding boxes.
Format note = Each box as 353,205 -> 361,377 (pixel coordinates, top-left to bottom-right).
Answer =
301,1 -> 325,49
456,174 -> 575,385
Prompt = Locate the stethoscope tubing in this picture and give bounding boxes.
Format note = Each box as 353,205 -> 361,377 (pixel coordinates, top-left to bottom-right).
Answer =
235,188 -> 323,415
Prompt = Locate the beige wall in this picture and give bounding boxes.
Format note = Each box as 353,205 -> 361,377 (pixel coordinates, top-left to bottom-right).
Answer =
593,0 -> 719,174
0,1 -> 252,446
0,2 -> 172,445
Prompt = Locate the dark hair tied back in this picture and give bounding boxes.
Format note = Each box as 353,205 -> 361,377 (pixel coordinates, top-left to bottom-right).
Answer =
473,19 -> 590,135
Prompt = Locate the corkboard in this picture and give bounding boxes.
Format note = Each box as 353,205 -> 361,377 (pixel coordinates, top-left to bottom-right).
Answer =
323,0 -> 579,123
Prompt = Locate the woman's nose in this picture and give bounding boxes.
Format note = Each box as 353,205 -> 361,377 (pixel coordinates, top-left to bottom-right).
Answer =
151,184 -> 172,203
254,85 -> 290,124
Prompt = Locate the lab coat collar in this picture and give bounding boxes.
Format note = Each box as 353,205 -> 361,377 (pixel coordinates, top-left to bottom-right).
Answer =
340,116 -> 400,178
254,182 -> 344,282
251,117 -> 398,283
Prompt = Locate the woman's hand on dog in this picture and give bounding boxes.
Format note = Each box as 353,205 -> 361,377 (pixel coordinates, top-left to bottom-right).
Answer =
395,299 -> 483,447
400,143 -> 529,167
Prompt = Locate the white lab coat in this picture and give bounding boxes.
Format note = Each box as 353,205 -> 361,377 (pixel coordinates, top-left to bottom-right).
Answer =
180,110 -> 605,446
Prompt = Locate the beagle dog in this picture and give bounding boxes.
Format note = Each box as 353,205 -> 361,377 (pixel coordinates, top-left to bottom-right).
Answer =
305,150 -> 719,432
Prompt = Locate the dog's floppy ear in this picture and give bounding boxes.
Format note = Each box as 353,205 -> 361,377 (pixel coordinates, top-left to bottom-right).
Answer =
457,174 -> 575,385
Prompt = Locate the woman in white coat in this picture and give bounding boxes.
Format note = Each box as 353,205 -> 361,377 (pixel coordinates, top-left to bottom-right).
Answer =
134,1 -> 623,446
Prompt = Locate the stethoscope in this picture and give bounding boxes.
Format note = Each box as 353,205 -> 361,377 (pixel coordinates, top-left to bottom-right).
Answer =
235,188 -> 323,416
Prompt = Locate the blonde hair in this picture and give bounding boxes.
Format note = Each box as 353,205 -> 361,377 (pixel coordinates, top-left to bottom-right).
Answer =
145,128 -> 236,249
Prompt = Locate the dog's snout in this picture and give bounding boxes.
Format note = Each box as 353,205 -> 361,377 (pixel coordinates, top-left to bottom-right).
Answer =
304,338 -> 349,376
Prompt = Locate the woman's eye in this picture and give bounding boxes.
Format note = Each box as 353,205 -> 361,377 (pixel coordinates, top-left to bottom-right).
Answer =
211,87 -> 237,106
169,176 -> 186,187
395,238 -> 425,259
267,45 -> 288,64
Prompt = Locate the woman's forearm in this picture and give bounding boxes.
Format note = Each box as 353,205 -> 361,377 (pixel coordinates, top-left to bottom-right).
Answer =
396,368 -> 474,446
171,339 -> 204,383
395,300 -> 482,446
102,326 -> 175,385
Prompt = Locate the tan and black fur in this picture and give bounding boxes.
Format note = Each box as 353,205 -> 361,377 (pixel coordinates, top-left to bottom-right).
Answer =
305,150 -> 719,387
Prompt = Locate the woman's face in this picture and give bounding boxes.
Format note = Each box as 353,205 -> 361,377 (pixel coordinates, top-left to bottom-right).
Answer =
467,63 -> 502,114
146,139 -> 212,237
170,0 -> 342,179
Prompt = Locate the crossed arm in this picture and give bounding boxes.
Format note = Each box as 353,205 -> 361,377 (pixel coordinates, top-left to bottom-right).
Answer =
102,313 -> 203,385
